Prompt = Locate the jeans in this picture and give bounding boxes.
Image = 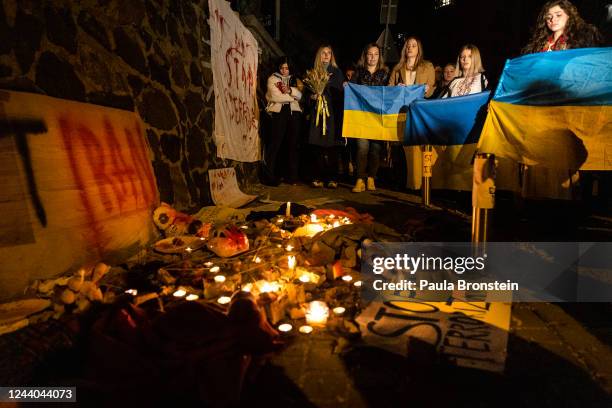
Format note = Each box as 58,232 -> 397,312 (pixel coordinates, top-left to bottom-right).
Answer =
356,139 -> 383,178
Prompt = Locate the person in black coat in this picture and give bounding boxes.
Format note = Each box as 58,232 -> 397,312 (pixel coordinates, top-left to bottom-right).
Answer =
304,45 -> 345,189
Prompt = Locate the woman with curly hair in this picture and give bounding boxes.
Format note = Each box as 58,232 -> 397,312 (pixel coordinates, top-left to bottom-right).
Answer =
522,0 -> 602,54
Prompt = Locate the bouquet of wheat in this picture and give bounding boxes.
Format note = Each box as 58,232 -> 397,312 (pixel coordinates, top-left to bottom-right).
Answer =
303,68 -> 330,135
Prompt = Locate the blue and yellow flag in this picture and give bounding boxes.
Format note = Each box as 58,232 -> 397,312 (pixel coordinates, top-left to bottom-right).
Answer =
342,83 -> 425,142
479,47 -> 612,171
401,91 -> 491,191
405,91 -> 491,145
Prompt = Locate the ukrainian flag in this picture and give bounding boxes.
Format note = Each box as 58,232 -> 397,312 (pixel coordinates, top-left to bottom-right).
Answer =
479,47 -> 612,171
342,83 -> 425,142
403,91 -> 491,190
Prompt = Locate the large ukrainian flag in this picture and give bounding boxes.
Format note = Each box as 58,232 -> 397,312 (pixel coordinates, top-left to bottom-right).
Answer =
342,83 -> 425,142
479,47 -> 612,171
403,91 -> 491,190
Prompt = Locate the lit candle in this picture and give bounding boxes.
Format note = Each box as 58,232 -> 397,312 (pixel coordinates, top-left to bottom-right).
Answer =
333,306 -> 346,315
210,266 -> 220,273
186,294 -> 199,301
217,296 -> 231,305
214,275 -> 226,283
278,323 -> 293,332
254,257 -> 262,264
173,289 -> 186,297
310,214 -> 318,223
124,289 -> 138,296
286,244 -> 294,252
204,261 -> 213,267
240,225 -> 248,229
241,283 -> 253,292
342,275 -> 353,282
185,247 -> 193,253
332,221 -> 340,228
286,202 -> 291,217
305,300 -> 329,326
354,280 -> 363,287
288,255 -> 296,270
259,281 -> 280,293
299,325 -> 313,334
299,274 -> 310,283
277,218 -> 284,224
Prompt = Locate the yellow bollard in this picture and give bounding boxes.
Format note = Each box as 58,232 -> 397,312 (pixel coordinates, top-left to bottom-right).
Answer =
472,153 -> 496,246
422,145 -> 433,206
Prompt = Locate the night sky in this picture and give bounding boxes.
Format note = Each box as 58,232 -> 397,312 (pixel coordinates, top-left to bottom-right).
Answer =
256,0 -> 611,84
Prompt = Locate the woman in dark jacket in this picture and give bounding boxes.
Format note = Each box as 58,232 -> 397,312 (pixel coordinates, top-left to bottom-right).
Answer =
349,43 -> 389,193
305,45 -> 345,188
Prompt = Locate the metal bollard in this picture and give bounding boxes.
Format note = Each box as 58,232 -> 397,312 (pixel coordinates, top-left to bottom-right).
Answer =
422,145 -> 433,206
472,153 -> 496,245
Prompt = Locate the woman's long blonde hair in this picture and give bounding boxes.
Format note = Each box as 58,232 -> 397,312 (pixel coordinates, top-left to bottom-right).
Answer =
393,37 -> 425,73
313,45 -> 338,71
455,44 -> 484,77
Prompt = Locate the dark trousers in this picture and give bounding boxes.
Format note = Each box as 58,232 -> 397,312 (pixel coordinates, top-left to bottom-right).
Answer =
310,145 -> 342,183
264,105 -> 300,182
356,138 -> 383,178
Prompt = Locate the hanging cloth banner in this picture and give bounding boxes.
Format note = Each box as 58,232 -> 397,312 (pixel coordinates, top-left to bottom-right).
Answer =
342,83 -> 425,142
209,0 -> 260,162
478,47 -> 612,171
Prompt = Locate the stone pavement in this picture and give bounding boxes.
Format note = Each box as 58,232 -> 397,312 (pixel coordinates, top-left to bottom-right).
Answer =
239,182 -> 612,408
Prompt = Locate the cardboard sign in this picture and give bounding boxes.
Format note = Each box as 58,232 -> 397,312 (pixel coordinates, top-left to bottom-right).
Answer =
356,300 -> 511,372
0,90 -> 158,300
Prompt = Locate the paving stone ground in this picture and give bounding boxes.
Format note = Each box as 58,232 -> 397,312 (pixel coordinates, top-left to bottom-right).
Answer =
240,182 -> 612,408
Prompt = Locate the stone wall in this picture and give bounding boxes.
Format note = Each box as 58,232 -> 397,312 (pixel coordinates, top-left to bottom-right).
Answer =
0,0 -> 259,211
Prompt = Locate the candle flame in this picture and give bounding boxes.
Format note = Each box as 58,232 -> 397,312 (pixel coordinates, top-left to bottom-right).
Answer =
288,255 -> 296,270
333,306 -> 346,315
124,289 -> 138,296
186,294 -> 199,301
209,266 -> 220,273
299,274 -> 310,283
299,325 -> 313,334
217,296 -> 231,305
214,275 -> 226,283
173,289 -> 187,297
286,244 -> 294,251
254,257 -> 262,264
342,275 -> 353,282
278,323 -> 293,332
306,300 -> 329,326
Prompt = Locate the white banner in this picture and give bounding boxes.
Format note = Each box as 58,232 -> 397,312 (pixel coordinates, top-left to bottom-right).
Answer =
209,0 -> 260,162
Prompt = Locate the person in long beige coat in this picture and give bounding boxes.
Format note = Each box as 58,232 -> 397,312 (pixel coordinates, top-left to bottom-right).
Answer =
388,37 -> 436,190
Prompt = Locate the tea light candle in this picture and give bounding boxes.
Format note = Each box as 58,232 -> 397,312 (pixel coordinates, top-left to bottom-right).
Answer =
299,274 -> 310,283
217,296 -> 231,305
286,244 -> 294,252
305,300 -> 329,326
173,289 -> 186,297
299,325 -> 313,334
185,247 -> 193,253
124,289 -> 138,296
209,266 -> 220,273
286,202 -> 291,217
277,218 -> 284,224
204,261 -> 213,267
333,306 -> 346,315
354,280 -> 363,287
186,294 -> 199,301
214,275 -> 226,283
310,213 -> 318,223
278,323 -> 293,332
254,257 -> 262,264
342,275 -> 353,282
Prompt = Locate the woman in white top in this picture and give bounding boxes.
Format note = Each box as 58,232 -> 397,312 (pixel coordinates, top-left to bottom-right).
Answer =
263,57 -> 302,185
443,44 -> 489,98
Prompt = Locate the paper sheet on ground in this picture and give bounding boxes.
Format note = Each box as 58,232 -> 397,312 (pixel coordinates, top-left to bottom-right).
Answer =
208,168 -> 257,208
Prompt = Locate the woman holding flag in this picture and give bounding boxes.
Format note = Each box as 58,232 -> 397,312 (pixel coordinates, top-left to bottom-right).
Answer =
350,43 -> 390,193
304,45 -> 345,189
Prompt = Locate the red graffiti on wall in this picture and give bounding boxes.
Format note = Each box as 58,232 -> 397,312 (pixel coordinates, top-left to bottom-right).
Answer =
59,115 -> 156,255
